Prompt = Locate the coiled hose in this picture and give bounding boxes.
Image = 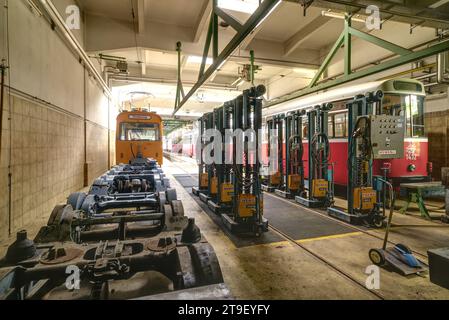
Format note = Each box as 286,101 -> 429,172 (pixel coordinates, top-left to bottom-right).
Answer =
311,132 -> 330,179
288,134 -> 303,173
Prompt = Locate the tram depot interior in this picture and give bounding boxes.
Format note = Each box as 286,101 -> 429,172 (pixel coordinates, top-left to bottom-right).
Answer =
3,0 -> 449,301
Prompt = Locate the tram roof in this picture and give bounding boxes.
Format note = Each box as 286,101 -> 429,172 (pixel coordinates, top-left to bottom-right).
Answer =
263,78 -> 425,117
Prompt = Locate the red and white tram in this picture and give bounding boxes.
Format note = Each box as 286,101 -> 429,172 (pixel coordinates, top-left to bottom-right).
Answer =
261,78 -> 430,188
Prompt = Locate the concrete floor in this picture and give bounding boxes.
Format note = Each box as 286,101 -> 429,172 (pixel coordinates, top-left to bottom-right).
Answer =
2,155 -> 449,300
165,154 -> 449,300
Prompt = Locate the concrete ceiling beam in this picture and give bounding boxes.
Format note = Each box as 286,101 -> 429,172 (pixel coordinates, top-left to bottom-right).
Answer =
193,0 -> 213,43
283,15 -> 333,57
137,0 -> 145,34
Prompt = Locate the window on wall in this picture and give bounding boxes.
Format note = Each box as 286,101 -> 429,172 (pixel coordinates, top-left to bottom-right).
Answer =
334,113 -> 347,138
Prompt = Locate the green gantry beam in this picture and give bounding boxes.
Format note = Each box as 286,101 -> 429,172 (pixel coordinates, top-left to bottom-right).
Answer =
265,15 -> 449,109
173,0 -> 281,115
163,120 -> 191,135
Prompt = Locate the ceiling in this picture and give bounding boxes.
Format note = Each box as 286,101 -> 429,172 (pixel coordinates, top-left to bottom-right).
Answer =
73,0 -> 449,116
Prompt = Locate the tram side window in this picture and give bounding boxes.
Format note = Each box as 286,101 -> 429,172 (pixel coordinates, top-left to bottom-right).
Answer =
407,95 -> 425,137
119,122 -> 160,141
328,115 -> 334,138
302,121 -> 308,140
382,94 -> 425,137
334,113 -> 347,138
262,123 -> 268,144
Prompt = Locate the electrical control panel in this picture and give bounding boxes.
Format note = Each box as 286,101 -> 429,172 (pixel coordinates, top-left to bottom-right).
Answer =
366,115 -> 405,159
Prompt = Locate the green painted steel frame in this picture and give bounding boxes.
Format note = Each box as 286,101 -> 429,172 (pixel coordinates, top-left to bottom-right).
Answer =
173,0 -> 281,115
163,119 -> 190,135
265,16 -> 449,109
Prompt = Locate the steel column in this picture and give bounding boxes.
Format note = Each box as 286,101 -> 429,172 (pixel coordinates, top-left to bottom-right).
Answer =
173,0 -> 281,115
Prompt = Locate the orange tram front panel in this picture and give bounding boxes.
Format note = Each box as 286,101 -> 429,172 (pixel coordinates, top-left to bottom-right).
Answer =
116,111 -> 164,165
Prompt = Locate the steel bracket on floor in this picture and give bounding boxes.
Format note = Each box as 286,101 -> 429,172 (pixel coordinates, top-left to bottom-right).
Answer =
173,0 -> 281,115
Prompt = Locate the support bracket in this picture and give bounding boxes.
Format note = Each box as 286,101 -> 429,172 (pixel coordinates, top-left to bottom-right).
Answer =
173,0 -> 281,115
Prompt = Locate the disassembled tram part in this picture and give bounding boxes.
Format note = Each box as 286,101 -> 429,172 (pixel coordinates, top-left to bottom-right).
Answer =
0,229 -> 223,300
0,157 -> 225,300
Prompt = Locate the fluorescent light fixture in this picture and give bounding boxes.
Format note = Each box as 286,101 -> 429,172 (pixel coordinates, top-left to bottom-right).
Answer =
321,10 -> 366,23
187,55 -> 213,65
217,60 -> 227,69
217,0 -> 260,14
236,78 -> 246,87
231,77 -> 243,86
429,0 -> 449,8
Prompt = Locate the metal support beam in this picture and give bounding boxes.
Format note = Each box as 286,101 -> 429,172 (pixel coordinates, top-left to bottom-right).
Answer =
284,0 -> 449,28
344,15 -> 351,76
212,0 -> 219,60
250,50 -> 255,85
309,16 -> 414,88
214,7 -> 243,32
308,32 -> 344,87
199,15 -> 214,79
175,42 -> 185,109
348,27 -> 412,56
173,0 -> 281,115
164,119 -> 191,135
265,39 -> 449,108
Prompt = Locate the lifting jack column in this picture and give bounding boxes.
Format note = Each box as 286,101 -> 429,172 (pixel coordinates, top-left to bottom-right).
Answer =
327,90 -> 405,227
262,115 -> 283,192
193,113 -> 213,197
221,85 -> 268,236
275,110 -> 306,199
296,104 -> 334,208
207,102 -> 234,214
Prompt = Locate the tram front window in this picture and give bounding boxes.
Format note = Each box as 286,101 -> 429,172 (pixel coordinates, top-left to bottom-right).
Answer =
119,122 -> 160,141
381,94 -> 425,138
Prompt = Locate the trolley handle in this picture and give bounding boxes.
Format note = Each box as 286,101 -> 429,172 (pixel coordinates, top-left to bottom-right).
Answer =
376,177 -> 395,250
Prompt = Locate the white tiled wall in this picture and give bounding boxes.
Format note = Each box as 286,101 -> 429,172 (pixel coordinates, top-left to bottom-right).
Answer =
0,94 -> 111,243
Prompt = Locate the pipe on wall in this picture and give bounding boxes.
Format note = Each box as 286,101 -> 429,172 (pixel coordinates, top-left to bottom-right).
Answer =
0,63 -> 6,154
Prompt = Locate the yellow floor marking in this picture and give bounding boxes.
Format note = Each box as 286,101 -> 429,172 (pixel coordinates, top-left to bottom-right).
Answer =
296,231 -> 363,243
242,240 -> 291,249
246,232 -> 363,249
